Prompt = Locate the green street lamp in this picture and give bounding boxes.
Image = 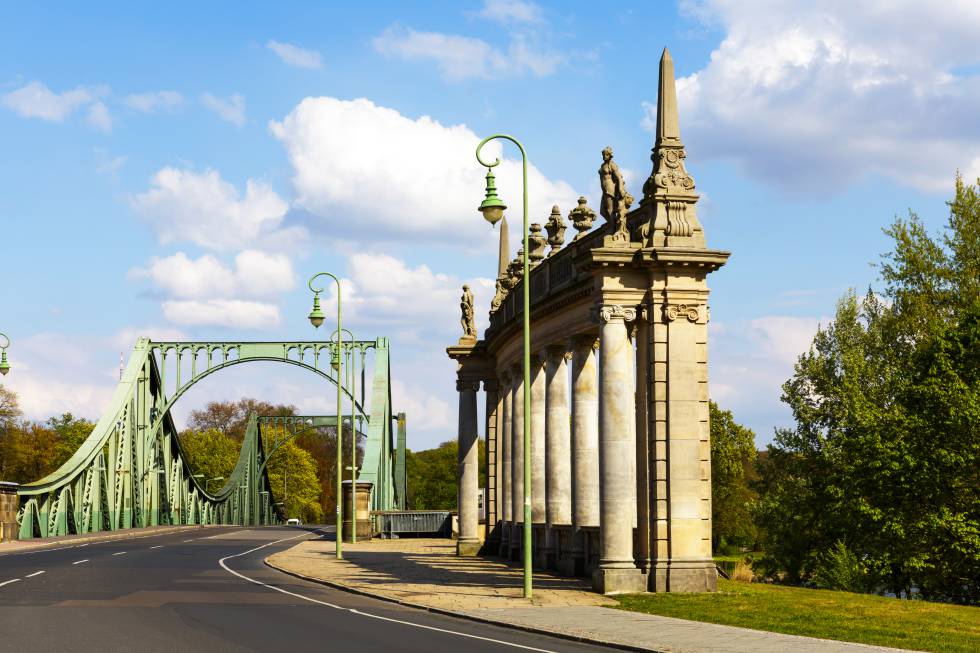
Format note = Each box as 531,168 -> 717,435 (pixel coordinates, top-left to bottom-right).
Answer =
330,328 -> 359,545
0,333 -> 10,376
308,272 -> 345,559
476,134 -> 532,599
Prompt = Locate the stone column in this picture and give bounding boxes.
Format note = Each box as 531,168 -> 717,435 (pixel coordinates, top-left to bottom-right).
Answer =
593,304 -> 646,594
529,354 -> 547,567
510,364 -> 525,560
545,344 -> 571,570
499,372 -> 513,556
456,379 -> 481,556
571,335 -> 599,575
484,379 -> 500,550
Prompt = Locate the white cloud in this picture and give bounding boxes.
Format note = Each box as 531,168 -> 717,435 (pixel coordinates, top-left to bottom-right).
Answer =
131,167 -> 290,250
661,0 -> 980,194
1,81 -> 106,124
124,90 -> 183,112
478,0 -> 543,24
266,40 -> 323,69
86,101 -> 112,132
135,250 -> 295,299
748,315 -> 826,365
391,378 -> 452,432
373,25 -> 561,80
269,96 -> 579,246
201,92 -> 246,127
162,299 -> 281,329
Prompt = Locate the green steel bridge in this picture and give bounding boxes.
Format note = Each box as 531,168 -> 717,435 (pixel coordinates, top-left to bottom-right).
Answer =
14,337 -> 406,539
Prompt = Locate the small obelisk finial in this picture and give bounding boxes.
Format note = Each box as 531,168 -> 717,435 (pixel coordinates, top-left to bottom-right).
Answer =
656,47 -> 681,148
497,215 -> 509,276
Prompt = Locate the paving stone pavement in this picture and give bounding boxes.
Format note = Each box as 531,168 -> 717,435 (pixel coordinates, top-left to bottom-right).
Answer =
266,537 -> 917,653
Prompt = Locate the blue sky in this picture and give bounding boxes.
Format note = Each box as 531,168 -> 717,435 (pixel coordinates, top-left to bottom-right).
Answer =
1,1 -> 976,450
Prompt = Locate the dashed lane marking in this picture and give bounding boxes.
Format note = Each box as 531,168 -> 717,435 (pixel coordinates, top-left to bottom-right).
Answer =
0,579 -> 21,587
112,551 -> 127,556
26,571 -> 45,578
72,559 -> 89,565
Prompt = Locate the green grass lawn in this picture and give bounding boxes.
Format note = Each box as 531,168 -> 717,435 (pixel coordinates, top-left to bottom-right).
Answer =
615,579 -> 980,652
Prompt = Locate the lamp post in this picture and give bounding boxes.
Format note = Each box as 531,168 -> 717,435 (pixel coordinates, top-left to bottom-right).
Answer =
330,327 -> 358,545
307,272 -> 345,559
0,333 -> 10,376
475,134 -> 532,599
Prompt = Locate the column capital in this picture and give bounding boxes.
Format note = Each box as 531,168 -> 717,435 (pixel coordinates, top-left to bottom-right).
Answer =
483,378 -> 499,393
596,304 -> 637,323
662,302 -> 705,323
456,379 -> 481,392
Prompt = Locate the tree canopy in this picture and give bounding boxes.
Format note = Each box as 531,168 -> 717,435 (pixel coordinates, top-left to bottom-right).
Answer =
755,177 -> 980,604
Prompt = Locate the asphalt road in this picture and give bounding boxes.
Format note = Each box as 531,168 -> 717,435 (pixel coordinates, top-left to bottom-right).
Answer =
0,526 -> 615,653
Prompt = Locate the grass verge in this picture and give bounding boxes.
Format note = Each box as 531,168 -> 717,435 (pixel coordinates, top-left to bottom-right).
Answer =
615,579 -> 980,652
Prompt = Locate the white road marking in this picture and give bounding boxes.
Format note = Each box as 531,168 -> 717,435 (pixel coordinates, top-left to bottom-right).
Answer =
112,551 -> 127,556
72,559 -> 89,565
0,578 -> 21,587
150,545 -> 163,549
183,539 -> 195,543
218,532 -> 555,653
26,571 -> 45,578
76,543 -> 88,547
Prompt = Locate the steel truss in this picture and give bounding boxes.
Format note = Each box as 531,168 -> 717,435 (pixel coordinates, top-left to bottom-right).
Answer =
15,337 -> 404,539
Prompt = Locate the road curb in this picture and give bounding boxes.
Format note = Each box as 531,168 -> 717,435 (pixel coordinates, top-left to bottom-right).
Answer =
263,555 -> 663,653
0,525 -> 211,555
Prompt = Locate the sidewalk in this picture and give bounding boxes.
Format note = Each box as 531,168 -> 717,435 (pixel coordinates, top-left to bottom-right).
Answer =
0,524 -> 206,555
266,537 -> 914,653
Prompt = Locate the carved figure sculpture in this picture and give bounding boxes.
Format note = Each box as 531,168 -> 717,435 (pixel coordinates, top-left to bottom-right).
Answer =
460,284 -> 476,339
598,147 -> 632,244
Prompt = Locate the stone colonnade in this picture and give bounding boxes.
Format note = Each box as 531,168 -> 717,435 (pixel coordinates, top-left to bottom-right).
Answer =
448,47 -> 729,594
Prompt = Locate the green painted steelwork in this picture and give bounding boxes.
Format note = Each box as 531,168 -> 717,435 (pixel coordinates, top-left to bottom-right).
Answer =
13,336 -> 402,539
477,134 -> 533,598
0,332 -> 10,376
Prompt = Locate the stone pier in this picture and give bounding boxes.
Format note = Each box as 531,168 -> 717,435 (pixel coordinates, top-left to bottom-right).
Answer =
449,47 -> 729,595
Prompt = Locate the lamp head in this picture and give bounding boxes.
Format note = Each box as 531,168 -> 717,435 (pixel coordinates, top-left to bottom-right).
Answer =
0,351 -> 8,376
308,293 -> 326,328
478,168 -> 506,226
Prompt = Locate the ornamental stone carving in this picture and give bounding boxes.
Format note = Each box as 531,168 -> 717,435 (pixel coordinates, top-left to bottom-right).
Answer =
598,147 -> 633,246
528,223 -> 548,264
456,379 -> 481,392
598,304 -> 637,323
544,205 -> 566,256
459,284 -> 477,342
569,197 -> 596,241
663,303 -> 703,323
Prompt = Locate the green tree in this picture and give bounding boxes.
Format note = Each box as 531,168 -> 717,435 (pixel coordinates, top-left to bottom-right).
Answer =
179,428 -> 239,485
709,402 -> 757,552
405,439 -> 485,510
263,438 -> 323,523
46,413 -> 95,469
756,177 -> 980,604
0,385 -> 22,481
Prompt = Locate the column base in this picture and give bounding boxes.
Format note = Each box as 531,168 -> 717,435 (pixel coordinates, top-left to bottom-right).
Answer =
592,566 -> 647,594
456,539 -> 482,556
648,560 -> 718,593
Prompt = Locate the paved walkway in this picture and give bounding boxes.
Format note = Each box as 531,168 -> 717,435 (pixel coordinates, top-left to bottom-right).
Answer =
266,537 -> 915,653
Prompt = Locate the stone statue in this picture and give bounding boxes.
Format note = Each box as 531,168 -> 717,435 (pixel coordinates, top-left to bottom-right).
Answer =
598,147 -> 632,244
460,284 -> 476,341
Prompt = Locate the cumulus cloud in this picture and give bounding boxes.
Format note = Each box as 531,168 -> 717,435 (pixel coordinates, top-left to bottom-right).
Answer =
162,299 -> 281,329
266,40 -> 323,69
124,90 -> 183,112
657,0 -> 980,194
373,25 -> 561,80
86,101 -> 113,132
201,92 -> 246,127
130,167 -> 290,250
269,96 -> 579,246
135,250 -> 295,299
1,81 -> 107,125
